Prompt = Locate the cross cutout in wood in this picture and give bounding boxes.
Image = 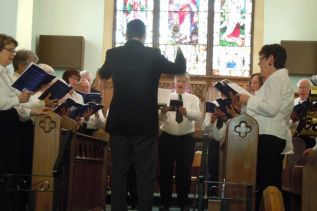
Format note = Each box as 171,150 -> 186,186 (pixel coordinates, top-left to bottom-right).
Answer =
39,116 -> 56,133
234,121 -> 252,138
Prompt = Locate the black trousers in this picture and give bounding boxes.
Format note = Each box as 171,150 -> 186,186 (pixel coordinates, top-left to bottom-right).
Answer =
110,134 -> 157,211
158,132 -> 195,208
298,135 -> 316,149
207,138 -> 220,194
0,108 -> 26,211
127,164 -> 138,208
255,134 -> 285,211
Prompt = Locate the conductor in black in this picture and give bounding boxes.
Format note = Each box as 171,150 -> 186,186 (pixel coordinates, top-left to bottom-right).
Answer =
99,19 -> 186,211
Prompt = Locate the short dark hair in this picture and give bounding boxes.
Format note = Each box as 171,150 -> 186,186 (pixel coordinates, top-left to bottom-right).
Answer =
62,69 -> 81,84
0,34 -> 18,51
126,19 -> 146,40
259,44 -> 287,69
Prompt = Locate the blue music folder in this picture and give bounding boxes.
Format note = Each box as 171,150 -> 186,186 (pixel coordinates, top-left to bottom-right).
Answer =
12,63 -> 55,92
53,98 -> 81,114
75,91 -> 102,104
69,102 -> 104,119
38,80 -> 73,100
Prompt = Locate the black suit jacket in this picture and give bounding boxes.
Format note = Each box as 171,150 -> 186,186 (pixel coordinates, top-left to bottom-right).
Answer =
99,40 -> 186,136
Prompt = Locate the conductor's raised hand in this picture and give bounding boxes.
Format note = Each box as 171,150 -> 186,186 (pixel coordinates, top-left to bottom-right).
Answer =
176,47 -> 183,55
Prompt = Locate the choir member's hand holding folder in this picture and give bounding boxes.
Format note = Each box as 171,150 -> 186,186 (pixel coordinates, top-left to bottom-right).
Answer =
216,98 -> 233,118
75,90 -> 102,104
54,98 -> 103,120
169,99 -> 183,111
38,80 -> 73,101
12,63 -> 55,92
68,102 -> 104,120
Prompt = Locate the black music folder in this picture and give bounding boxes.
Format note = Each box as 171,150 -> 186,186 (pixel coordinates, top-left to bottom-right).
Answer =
216,98 -> 232,118
38,80 -> 72,100
75,91 -> 102,104
12,63 -> 55,92
293,101 -> 309,118
214,81 -> 236,98
169,99 -> 183,111
205,102 -> 217,113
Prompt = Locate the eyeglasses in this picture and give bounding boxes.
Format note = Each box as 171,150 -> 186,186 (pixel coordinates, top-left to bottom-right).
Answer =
3,48 -> 16,54
258,56 -> 265,61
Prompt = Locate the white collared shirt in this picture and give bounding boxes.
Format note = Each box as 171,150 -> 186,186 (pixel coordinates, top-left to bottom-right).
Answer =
202,113 -> 226,141
246,68 -> 293,153
0,65 -> 31,119
86,109 -> 106,129
159,92 -> 201,136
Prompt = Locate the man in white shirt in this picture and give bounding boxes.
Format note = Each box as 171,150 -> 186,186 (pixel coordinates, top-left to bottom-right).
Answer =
158,73 -> 201,210
76,79 -> 106,135
294,78 -> 312,105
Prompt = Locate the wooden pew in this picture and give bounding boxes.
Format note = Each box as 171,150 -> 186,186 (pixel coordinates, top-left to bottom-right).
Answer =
262,186 -> 285,211
208,113 -> 259,211
32,112 -> 62,211
282,137 -> 317,211
33,114 -> 109,211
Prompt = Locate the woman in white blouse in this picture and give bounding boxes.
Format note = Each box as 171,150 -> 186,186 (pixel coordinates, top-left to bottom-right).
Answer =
239,44 -> 293,211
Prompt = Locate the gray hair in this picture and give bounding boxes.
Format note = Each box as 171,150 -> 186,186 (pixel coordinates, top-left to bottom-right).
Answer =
297,78 -> 313,88
174,72 -> 190,82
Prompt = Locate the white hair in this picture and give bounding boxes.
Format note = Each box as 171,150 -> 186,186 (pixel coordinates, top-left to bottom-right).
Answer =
38,63 -> 55,75
80,70 -> 93,84
297,78 -> 313,88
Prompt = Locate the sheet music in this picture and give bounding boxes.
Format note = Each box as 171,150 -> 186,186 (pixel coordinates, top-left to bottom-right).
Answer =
226,82 -> 252,96
158,88 -> 172,105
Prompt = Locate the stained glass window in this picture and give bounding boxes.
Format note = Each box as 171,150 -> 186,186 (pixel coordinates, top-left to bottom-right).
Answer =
159,0 -> 209,75
212,0 -> 253,76
115,0 -> 154,46
113,0 -> 253,77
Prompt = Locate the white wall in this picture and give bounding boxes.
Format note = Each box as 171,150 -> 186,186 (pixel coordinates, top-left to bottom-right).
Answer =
263,0 -> 317,87
16,0 -> 34,49
34,0 -> 104,78
0,0 -> 18,37
264,0 -> 317,43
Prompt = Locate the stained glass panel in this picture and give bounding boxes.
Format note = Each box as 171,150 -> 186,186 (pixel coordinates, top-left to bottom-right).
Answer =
159,0 -> 209,75
113,0 -> 254,77
115,0 -> 154,46
212,0 -> 253,77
